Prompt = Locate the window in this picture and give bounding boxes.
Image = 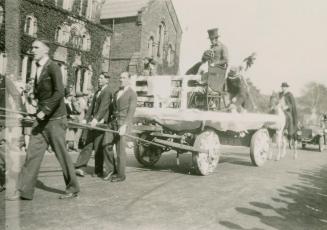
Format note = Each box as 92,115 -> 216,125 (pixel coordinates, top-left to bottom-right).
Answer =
24,15 -> 37,37
82,33 -> 91,51
55,24 -> 70,45
102,36 -> 111,58
0,6 -> 4,27
80,0 -> 88,16
71,25 -> 81,49
157,22 -> 166,58
86,0 -> 93,19
148,36 -> 154,57
167,44 -> 174,66
63,0 -> 73,11
0,53 -> 7,75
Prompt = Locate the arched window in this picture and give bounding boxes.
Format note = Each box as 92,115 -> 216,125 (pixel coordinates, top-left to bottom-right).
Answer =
55,24 -> 70,45
55,26 -> 62,43
157,22 -> 165,58
62,24 -> 71,44
24,15 -> 37,37
102,36 -> 111,58
167,44 -> 174,66
0,6 -> 4,27
148,36 -> 154,57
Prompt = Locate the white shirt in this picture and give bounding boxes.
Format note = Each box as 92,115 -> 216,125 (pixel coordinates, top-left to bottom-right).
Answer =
117,86 -> 130,100
35,56 -> 49,82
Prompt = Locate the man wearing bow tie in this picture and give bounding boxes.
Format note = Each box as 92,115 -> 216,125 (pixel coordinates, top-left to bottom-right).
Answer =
103,72 -> 137,182
74,73 -> 112,178
7,39 -> 80,200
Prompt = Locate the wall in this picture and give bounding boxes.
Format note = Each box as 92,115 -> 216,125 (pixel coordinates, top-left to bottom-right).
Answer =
140,0 -> 182,75
19,0 -> 111,93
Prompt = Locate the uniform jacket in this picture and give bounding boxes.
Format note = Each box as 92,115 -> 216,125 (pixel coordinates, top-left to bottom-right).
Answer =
33,60 -> 66,119
85,85 -> 112,123
210,41 -> 229,67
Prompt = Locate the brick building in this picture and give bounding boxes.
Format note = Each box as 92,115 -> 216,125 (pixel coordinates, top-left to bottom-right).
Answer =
0,0 -> 112,94
100,0 -> 182,85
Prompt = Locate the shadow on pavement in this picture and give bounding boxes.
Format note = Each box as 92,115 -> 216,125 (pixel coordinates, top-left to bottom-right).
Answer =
36,180 -> 66,195
219,156 -> 254,167
220,165 -> 327,230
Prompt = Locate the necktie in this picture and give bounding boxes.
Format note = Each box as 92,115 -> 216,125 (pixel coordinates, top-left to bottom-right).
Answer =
35,62 -> 41,84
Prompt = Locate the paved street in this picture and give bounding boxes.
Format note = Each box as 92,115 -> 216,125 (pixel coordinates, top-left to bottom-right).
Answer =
1,144 -> 327,230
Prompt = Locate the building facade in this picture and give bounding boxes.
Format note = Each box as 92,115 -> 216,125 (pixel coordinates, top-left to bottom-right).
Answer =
1,0 -> 112,94
101,0 -> 182,86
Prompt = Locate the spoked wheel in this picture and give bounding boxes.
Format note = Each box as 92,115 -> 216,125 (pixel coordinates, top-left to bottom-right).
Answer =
250,128 -> 270,167
134,133 -> 163,167
318,136 -> 324,152
192,129 -> 220,176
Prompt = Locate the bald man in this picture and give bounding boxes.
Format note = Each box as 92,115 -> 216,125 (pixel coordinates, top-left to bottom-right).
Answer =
7,39 -> 79,200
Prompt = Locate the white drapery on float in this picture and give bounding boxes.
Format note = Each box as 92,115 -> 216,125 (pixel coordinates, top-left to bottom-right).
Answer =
134,107 -> 284,132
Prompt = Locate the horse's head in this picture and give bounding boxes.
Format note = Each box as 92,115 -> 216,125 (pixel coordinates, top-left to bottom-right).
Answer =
269,94 -> 284,114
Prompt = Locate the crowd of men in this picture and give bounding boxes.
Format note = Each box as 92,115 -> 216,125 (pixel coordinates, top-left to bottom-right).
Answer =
3,38 -> 137,200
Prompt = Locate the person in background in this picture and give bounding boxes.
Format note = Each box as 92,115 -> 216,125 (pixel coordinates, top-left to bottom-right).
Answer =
142,57 -> 157,76
22,78 -> 37,150
207,28 -> 229,68
64,86 -> 80,151
74,91 -> 88,151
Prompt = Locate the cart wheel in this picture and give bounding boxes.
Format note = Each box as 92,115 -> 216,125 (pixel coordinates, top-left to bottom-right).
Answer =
302,143 -> 306,149
319,136 -> 324,152
192,129 -> 220,176
134,133 -> 163,167
250,128 -> 270,167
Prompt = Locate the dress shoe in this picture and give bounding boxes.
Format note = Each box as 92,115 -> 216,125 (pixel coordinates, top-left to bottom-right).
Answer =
111,175 -> 126,182
0,186 -> 5,192
6,194 -> 31,201
75,169 -> 85,177
58,192 -> 78,199
92,172 -> 104,178
103,171 -> 115,181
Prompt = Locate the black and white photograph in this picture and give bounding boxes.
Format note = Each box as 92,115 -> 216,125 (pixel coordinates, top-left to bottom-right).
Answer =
1,0 -> 327,229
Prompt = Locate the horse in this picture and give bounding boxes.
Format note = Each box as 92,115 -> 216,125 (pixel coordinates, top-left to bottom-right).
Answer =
269,94 -> 298,160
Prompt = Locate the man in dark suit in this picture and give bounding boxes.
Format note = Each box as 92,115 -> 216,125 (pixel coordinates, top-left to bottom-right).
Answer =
75,73 -> 112,177
7,39 -> 79,200
103,72 -> 137,182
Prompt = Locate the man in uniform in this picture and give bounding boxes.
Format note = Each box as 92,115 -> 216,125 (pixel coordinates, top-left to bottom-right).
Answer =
207,28 -> 229,68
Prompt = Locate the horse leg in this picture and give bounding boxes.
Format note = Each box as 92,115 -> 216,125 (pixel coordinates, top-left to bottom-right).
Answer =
275,130 -> 282,161
293,138 -> 298,159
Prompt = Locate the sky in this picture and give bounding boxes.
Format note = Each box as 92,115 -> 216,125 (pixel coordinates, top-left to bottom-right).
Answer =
171,0 -> 327,96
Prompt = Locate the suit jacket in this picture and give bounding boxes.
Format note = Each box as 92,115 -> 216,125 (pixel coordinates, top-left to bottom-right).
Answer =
34,60 -> 66,119
111,87 -> 137,127
85,85 -> 112,123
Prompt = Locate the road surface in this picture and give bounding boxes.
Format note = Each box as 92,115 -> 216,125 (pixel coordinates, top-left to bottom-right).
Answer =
1,144 -> 327,230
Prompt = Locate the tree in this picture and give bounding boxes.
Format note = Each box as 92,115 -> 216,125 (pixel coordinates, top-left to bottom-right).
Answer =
297,82 -> 327,124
